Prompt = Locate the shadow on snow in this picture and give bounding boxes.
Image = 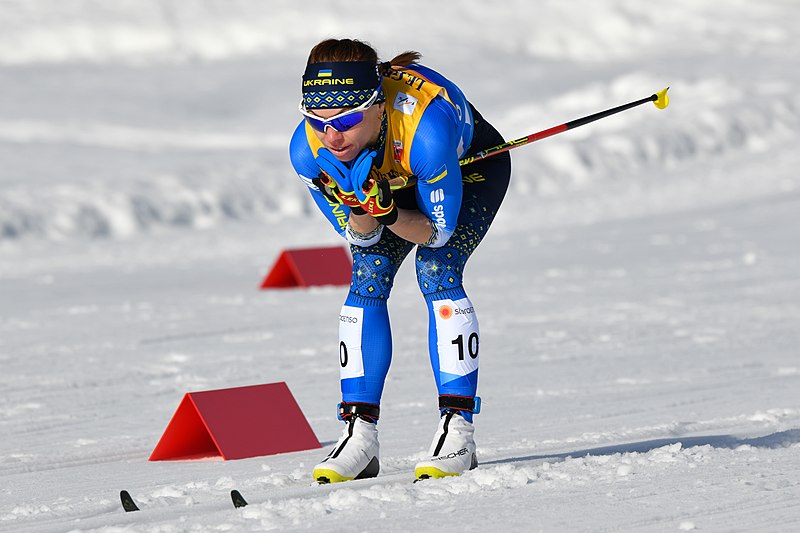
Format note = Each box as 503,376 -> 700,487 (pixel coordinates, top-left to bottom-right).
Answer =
483,428 -> 800,467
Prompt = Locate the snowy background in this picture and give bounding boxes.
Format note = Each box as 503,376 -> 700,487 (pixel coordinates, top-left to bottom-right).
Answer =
2,0 -> 799,531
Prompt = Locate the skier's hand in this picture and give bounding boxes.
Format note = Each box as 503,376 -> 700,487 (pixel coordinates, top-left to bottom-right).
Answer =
349,149 -> 379,204
311,173 -> 365,214
314,148 -> 364,213
359,176 -> 398,226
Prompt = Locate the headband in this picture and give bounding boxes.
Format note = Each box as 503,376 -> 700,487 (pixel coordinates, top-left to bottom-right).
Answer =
302,61 -> 385,109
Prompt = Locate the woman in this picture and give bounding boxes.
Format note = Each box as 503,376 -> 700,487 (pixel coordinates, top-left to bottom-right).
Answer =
289,38 -> 511,483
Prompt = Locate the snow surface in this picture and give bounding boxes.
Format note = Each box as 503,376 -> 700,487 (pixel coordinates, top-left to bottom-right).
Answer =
2,1 -> 800,531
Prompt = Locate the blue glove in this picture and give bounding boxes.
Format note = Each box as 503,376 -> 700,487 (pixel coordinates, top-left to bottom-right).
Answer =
315,148 -> 356,194
315,148 -> 382,218
350,149 -> 378,203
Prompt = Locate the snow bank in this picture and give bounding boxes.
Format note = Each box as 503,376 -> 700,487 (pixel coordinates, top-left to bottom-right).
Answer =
1,74 -> 797,243
1,0 -> 797,244
0,0 -> 312,65
0,175 -> 301,241
0,0 -> 788,66
500,75 -> 799,196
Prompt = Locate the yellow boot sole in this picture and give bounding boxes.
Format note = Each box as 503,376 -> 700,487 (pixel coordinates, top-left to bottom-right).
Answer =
414,466 -> 460,481
313,468 -> 354,484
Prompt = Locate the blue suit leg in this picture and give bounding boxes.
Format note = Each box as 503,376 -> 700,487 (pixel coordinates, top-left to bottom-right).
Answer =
339,232 -> 414,407
417,246 -> 479,423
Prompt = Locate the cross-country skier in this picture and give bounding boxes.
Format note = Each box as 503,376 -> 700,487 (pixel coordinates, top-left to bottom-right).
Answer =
289,38 -> 511,483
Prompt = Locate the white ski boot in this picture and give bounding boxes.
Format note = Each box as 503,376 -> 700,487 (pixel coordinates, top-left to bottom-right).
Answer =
415,409 -> 478,480
313,406 -> 380,484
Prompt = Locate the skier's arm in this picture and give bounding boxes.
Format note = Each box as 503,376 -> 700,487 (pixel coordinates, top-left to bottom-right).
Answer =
291,123 -> 390,246
290,122 -> 353,238
397,96 -> 463,248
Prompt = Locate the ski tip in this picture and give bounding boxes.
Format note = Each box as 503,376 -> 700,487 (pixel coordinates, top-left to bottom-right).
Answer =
120,490 -> 140,512
231,489 -> 248,508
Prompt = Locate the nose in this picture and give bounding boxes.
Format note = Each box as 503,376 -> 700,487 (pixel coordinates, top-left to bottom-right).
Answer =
324,126 -> 345,145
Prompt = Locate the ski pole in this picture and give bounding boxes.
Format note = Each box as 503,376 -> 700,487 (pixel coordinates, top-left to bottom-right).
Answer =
384,88 -> 669,188
458,87 -> 670,166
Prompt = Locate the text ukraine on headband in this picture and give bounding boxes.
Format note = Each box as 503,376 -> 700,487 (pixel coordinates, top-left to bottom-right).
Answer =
304,78 -> 356,87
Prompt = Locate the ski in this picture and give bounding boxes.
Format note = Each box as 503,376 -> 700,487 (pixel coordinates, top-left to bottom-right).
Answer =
119,489 -> 248,511
120,473 -> 447,513
230,489 -> 248,508
120,490 -> 140,512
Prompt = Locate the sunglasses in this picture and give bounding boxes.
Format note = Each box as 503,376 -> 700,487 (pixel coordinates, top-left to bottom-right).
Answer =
299,87 -> 381,133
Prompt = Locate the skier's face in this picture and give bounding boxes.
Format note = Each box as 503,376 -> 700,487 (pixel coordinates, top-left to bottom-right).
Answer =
309,103 -> 385,162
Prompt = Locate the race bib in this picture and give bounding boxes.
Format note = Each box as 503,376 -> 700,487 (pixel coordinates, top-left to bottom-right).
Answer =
432,298 -> 479,383
338,305 -> 364,380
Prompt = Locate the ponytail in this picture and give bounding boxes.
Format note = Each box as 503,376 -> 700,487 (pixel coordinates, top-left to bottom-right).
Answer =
378,51 -> 422,76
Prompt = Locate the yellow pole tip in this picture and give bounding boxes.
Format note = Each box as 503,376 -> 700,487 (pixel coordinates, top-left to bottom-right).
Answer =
654,87 -> 670,109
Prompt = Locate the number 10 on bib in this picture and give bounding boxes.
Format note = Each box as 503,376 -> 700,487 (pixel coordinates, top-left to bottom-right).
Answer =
433,298 -> 479,385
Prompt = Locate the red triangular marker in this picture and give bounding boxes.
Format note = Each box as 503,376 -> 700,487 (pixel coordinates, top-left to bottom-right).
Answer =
260,246 -> 351,289
149,382 -> 321,461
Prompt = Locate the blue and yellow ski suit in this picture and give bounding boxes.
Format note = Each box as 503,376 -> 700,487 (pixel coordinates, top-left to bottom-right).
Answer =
290,64 -> 510,421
